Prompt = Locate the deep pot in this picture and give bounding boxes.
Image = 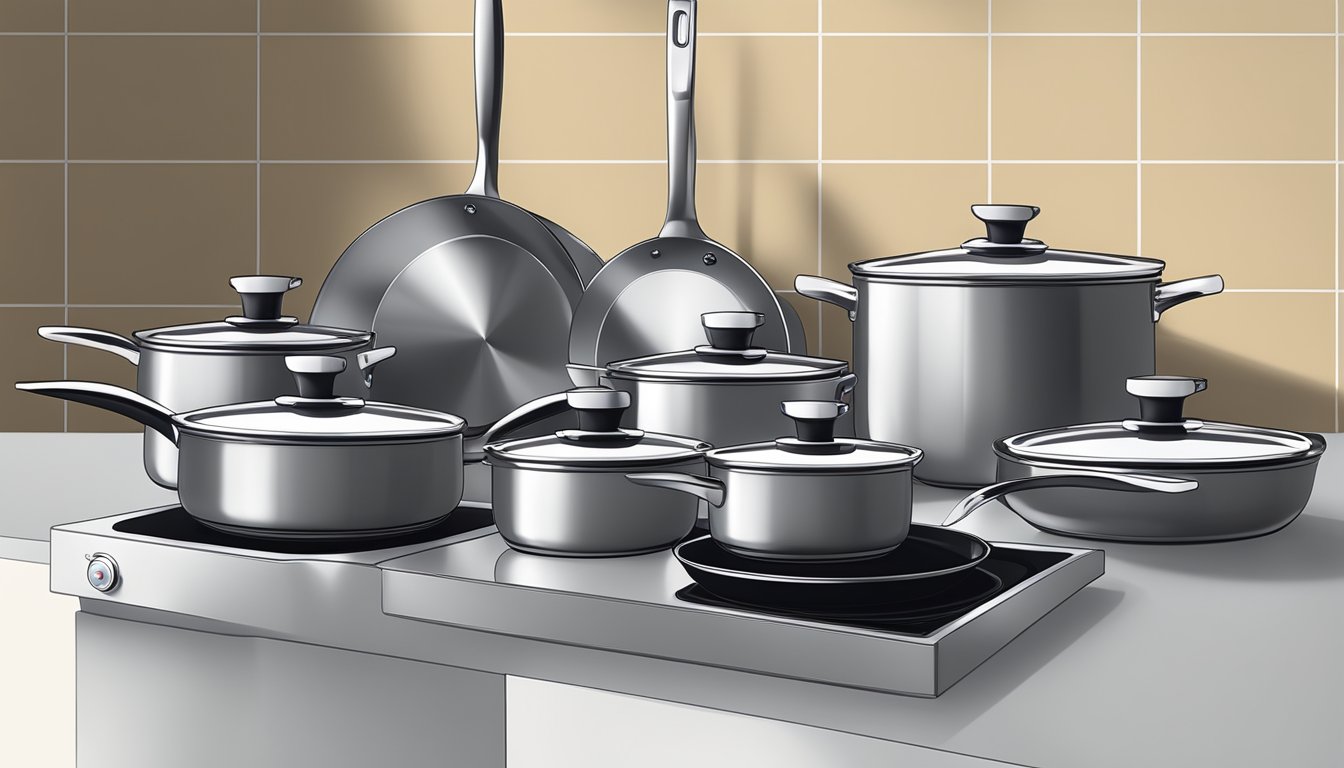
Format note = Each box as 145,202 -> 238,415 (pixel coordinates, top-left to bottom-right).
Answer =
39,275 -> 375,489
796,204 -> 1224,488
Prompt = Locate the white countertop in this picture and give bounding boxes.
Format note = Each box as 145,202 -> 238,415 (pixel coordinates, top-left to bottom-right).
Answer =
3,433 -> 1343,767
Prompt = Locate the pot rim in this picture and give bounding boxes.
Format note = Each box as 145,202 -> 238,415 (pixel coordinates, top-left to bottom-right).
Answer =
134,323 -> 373,355
993,438 -> 1327,474
604,366 -> 848,385
483,454 -> 707,472
845,272 -> 1162,288
706,443 -> 923,474
174,401 -> 467,445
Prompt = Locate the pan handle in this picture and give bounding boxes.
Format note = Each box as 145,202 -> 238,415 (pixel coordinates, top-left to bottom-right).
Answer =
15,381 -> 179,445
659,0 -> 708,240
466,0 -> 504,199
794,275 -> 859,320
941,470 -> 1198,527
38,326 -> 141,366
626,472 -> 727,508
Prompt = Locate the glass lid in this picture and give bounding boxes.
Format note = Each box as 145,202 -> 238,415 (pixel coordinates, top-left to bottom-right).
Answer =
997,376 -> 1326,468
485,388 -> 710,467
708,401 -> 922,473
135,276 -> 371,353
849,205 -> 1166,284
177,354 -> 464,443
605,312 -> 847,383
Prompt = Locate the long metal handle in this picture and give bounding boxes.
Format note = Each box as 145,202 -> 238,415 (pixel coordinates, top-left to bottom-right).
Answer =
794,275 -> 859,319
466,0 -> 504,198
941,470 -> 1198,527
464,390 -> 576,462
38,326 -> 141,366
626,472 -> 727,508
15,381 -> 178,445
659,0 -> 707,239
1153,274 -> 1223,321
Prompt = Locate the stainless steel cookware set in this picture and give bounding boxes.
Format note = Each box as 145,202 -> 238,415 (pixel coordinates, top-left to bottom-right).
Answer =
13,0 -> 1329,607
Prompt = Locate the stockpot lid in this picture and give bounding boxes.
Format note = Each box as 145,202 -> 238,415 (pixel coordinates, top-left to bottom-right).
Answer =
134,276 -> 372,354
604,312 -> 848,383
708,401 -> 922,474
849,205 -> 1166,284
997,376 -> 1327,469
484,388 -> 711,468
176,355 -> 465,444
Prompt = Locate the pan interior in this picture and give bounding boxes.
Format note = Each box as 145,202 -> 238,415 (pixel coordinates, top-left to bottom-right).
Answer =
599,270 -> 745,364
371,235 -> 574,429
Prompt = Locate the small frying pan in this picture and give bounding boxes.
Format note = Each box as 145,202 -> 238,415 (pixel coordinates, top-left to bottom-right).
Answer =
312,0 -> 597,432
568,0 -> 803,373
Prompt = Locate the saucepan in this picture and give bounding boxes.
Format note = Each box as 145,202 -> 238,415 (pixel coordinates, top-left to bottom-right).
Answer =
16,354 -> 572,540
629,401 -> 1198,561
38,275 -> 375,489
958,375 -> 1327,542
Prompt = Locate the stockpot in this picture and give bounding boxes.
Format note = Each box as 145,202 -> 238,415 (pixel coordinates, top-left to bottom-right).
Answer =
631,400 -> 1197,561
796,204 -> 1224,488
960,375 -> 1327,542
568,311 -> 856,446
484,388 -> 710,557
16,354 -> 472,539
38,275 -> 375,489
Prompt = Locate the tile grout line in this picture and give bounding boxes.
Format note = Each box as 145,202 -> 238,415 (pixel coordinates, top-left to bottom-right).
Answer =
62,0 -> 69,432
816,0 -> 824,356
8,158 -> 1343,166
986,0 -> 993,201
256,0 -> 261,276
3,31 -> 1340,39
1136,0 -> 1143,261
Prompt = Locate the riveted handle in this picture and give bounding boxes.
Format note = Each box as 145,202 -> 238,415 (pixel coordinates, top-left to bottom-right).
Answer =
230,275 -> 302,322
356,347 -> 397,390
567,387 -> 630,433
286,356 -> 346,400
467,0 -> 504,198
701,312 -> 763,351
971,204 -> 1040,244
659,0 -> 708,240
1126,375 -> 1207,425
794,275 -> 859,320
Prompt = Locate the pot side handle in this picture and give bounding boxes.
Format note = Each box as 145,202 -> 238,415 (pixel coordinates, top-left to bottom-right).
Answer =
14,380 -> 178,445
38,326 -> 141,366
941,470 -> 1198,527
626,472 -> 727,508
1153,275 -> 1224,321
794,276 -> 858,321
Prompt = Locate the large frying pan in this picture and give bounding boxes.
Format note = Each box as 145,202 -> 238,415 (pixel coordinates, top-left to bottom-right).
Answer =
568,0 -> 804,374
311,0 -> 599,434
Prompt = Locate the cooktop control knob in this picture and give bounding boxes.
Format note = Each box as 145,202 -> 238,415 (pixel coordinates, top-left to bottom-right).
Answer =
86,554 -> 119,592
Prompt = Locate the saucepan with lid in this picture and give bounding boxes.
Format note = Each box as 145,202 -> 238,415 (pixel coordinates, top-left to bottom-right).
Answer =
630,401 -> 1197,561
796,203 -> 1225,488
37,275 -> 375,489
484,388 -> 711,557
568,311 -> 856,446
948,375 -> 1327,542
17,353 -> 569,539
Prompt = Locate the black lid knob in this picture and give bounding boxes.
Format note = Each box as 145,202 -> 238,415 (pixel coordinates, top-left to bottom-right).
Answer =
701,312 -> 764,352
286,355 -> 345,400
1126,375 -> 1207,427
970,204 -> 1040,245
566,388 -> 630,433
231,275 -> 302,322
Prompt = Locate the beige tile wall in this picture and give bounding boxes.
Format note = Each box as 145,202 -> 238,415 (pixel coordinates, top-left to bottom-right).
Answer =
1,0 -> 1340,432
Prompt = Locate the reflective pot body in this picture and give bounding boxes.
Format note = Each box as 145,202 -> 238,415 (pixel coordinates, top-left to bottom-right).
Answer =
178,430 -> 463,538
851,277 -> 1158,487
139,347 -> 370,488
705,464 -> 914,560
607,375 -> 856,447
994,452 -> 1323,543
489,458 -> 706,557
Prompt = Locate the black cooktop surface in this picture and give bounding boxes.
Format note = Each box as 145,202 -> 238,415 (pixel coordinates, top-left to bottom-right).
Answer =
675,547 -> 1069,636
112,504 -> 495,554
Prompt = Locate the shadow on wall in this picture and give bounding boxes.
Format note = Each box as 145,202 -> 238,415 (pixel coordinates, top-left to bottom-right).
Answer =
1156,331 -> 1334,433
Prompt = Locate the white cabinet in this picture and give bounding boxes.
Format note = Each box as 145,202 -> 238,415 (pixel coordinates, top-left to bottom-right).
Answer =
0,557 -> 77,768
505,677 -> 1008,768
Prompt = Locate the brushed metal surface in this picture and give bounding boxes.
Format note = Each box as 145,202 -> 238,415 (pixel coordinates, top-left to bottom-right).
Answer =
177,433 -> 464,535
851,280 -> 1154,487
994,457 -> 1322,542
491,460 -> 704,556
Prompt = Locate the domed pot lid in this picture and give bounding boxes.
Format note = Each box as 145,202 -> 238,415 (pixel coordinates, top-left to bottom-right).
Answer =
708,401 -> 922,474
